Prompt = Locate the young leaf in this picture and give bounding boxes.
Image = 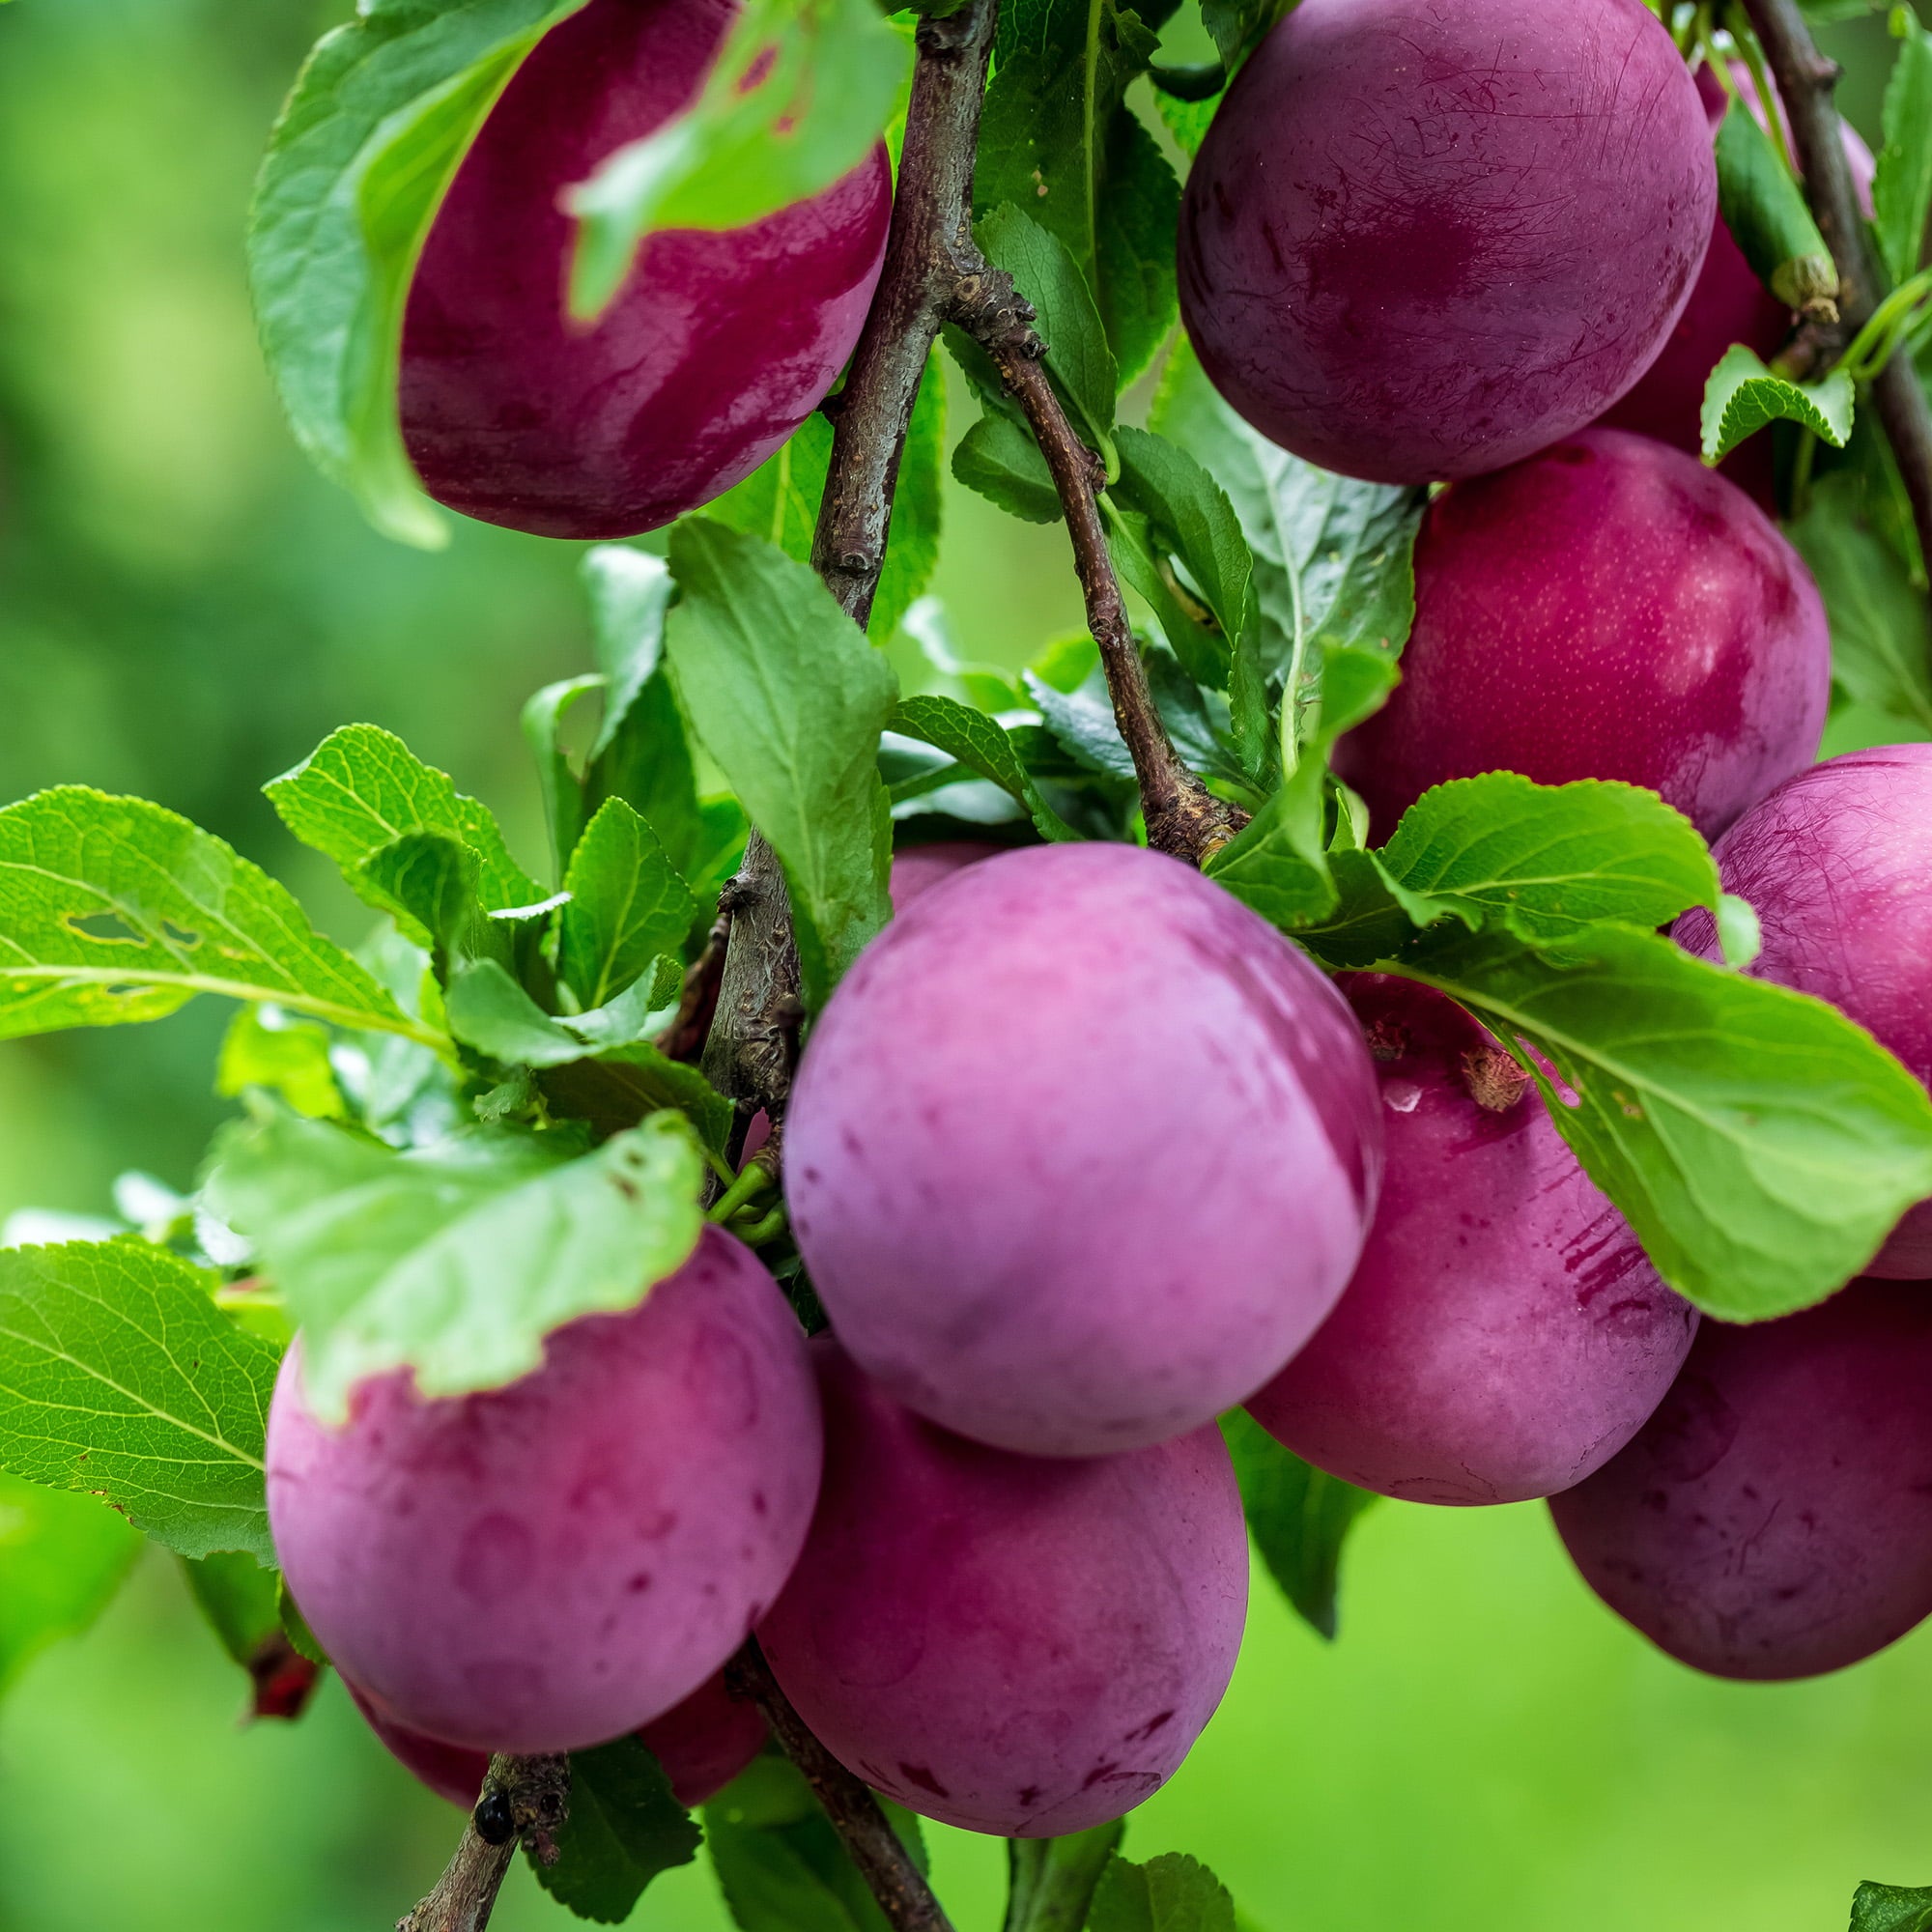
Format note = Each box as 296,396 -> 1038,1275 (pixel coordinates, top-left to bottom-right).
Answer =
1701,343 -> 1854,464
1202,779 -> 1337,930
444,956 -> 681,1067
248,0 -> 589,545
205,1109 -> 705,1421
0,1473 -> 141,1698
1715,97 -> 1838,310
1005,1824 -> 1125,1932
1220,1408 -> 1377,1641
524,673 -> 604,883
584,545 -> 674,755
665,521 -> 896,1006
216,1005 -> 348,1120
533,1735 -> 700,1923
1089,1853 -> 1238,1932
0,1241 -> 281,1560
357,832 -> 507,977
0,787 -> 433,1048
1390,924 -> 1932,1321
558,801 -> 698,1012
1875,6 -> 1932,286
890,695 -> 1081,841
1851,1880 -> 1932,1932
952,414 -> 1064,525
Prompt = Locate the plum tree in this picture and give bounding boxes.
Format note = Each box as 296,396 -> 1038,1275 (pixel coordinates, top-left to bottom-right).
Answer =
785,842 -> 1383,1457
757,1342 -> 1247,1837
400,0 -> 892,538
1549,1280 -> 1932,1679
348,1668 -> 766,1809
266,1228 -> 821,1755
1248,979 -> 1698,1506
1333,428 -> 1831,838
1676,746 -> 1932,1275
1177,0 -> 1714,484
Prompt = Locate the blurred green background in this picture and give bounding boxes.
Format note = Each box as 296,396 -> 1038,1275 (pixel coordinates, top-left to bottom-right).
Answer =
0,3 -> 1923,1928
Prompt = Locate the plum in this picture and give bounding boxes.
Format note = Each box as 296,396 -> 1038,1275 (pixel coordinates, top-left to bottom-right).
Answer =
758,1343 -> 1247,1837
400,0 -> 892,538
1676,745 -> 1932,1275
786,842 -> 1382,1456
1248,979 -> 1698,1506
1333,428 -> 1830,838
266,1228 -> 820,1755
1177,0 -> 1714,484
1549,1280 -> 1932,1679
889,839 -> 1001,914
349,1668 -> 766,1809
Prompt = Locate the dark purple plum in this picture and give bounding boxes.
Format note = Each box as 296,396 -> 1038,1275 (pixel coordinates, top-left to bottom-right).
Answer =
1550,1280 -> 1932,1679
889,839 -> 1002,914
786,842 -> 1383,1457
1178,0 -> 1714,484
1334,428 -> 1830,838
400,0 -> 892,538
1676,746 -> 1932,1275
1249,979 -> 1698,1505
267,1228 -> 820,1755
758,1343 -> 1247,1837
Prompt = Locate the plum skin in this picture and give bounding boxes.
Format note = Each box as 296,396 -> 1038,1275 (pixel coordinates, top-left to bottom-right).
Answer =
1676,745 -> 1932,1275
1550,1280 -> 1932,1680
786,842 -> 1383,1457
400,0 -> 892,539
1178,0 -> 1715,484
266,1227 -> 821,1755
1334,428 -> 1831,840
1249,979 -> 1698,1506
758,1343 -> 1248,1837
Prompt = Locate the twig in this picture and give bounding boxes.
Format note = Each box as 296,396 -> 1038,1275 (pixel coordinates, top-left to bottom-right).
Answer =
398,1754 -> 569,1932
1743,0 -> 1932,567
699,838 -> 803,1137
727,1641 -> 956,1932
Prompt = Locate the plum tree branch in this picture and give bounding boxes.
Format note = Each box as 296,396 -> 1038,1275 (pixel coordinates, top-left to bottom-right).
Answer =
1743,0 -> 1932,569
397,1753 -> 569,1932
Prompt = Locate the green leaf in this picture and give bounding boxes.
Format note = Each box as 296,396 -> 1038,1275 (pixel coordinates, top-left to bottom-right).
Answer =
0,1241 -> 281,1560
978,205 -> 1118,449
537,1040 -> 735,1155
1202,778 -> 1336,929
1701,343 -> 1854,464
0,1474 -> 140,1698
871,355 -> 949,641
1200,0 -> 1288,67
584,546 -> 674,758
1094,109 -> 1181,386
1220,1409 -> 1377,1641
444,956 -> 681,1066
1788,470 -> 1932,734
1024,670 -> 1138,781
564,0 -> 909,319
1851,1880 -> 1932,1932
181,1549 -> 283,1668
267,724 -> 542,942
356,832 -> 509,978
1388,923 -> 1932,1321
710,413 -> 834,561
953,414 -> 1064,525
533,1735 -> 701,1923
665,521 -> 897,1007
558,801 -> 698,1013
1876,7 -> 1932,285
248,0 -> 590,545
217,1005 -> 347,1120
523,674 -> 604,884
890,696 -> 1081,842
1715,97 -> 1839,309
1005,1824 -> 1124,1932
0,786 -> 433,1049
1089,1853 -> 1237,1932
204,1109 -> 705,1422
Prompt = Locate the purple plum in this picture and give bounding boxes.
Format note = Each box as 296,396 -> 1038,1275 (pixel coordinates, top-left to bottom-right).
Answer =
1550,1279 -> 1932,1679
889,839 -> 1002,914
267,1228 -> 820,1755
786,842 -> 1383,1456
1249,978 -> 1698,1505
758,1342 -> 1247,1836
1334,428 -> 1831,838
400,0 -> 892,538
1178,0 -> 1715,484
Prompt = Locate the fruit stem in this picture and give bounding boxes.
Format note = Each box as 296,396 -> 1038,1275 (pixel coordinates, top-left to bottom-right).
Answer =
727,1639 -> 958,1932
396,1753 -> 569,1932
1741,0 -> 1932,576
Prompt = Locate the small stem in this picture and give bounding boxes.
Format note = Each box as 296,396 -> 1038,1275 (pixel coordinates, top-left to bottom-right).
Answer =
398,1754 -> 569,1932
727,1641 -> 956,1932
708,1160 -> 775,1225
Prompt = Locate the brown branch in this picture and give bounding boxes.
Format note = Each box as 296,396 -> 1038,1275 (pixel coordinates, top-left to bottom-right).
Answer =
1743,0 -> 1932,567
699,837 -> 803,1134
398,1754 -> 568,1932
727,1641 -> 956,1932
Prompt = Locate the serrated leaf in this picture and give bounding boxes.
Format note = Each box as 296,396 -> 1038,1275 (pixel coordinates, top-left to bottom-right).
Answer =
444,956 -> 681,1067
248,0 -> 589,544
1701,343 -> 1854,464
564,0 -> 908,319
533,1735 -> 700,1923
1203,781 -> 1336,930
0,1473 -> 141,1697
559,801 -> 698,1012
1220,1409 -> 1376,1641
1023,668 -> 1137,781
0,787 -> 432,1049
217,1005 -> 347,1121
1389,923 -> 1932,1321
952,413 -> 1063,524
537,1041 -> 734,1154
357,832 -> 506,977
1876,7 -> 1932,285
0,1241 -> 281,1559
1006,1824 -> 1125,1932
205,1109 -> 705,1421
1089,1853 -> 1237,1932
1852,1879 -> 1932,1932
1095,110 -> 1180,385
979,205 -> 1118,448
665,521 -> 897,1007
889,696 -> 1080,841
